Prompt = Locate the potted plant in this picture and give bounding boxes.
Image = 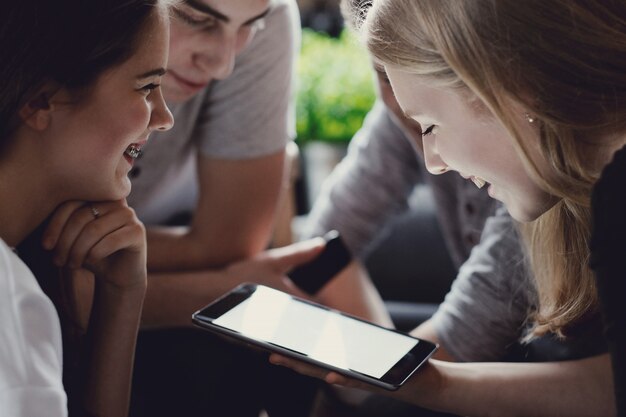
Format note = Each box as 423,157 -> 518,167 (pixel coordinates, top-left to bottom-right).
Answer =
296,28 -> 376,208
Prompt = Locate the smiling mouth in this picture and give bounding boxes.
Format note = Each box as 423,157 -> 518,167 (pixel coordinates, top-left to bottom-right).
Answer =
124,144 -> 143,159
169,71 -> 207,90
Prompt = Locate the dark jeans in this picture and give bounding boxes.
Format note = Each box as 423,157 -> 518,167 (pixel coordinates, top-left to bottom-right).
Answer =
130,328 -> 319,417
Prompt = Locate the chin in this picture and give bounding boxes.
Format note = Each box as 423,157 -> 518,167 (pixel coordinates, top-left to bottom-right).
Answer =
109,178 -> 132,200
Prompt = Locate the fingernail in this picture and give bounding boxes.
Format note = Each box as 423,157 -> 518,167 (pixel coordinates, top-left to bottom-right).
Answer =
269,356 -> 281,365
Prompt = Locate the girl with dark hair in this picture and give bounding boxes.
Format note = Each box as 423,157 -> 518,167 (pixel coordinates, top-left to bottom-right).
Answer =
0,1 -> 174,415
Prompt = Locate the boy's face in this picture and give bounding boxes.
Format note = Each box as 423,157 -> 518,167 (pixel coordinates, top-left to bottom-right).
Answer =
163,0 -> 270,103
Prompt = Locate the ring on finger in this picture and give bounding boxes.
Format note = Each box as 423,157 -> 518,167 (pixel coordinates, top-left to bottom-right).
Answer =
90,205 -> 101,219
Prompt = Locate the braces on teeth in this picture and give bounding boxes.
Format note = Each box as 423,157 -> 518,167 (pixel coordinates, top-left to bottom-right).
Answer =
471,176 -> 486,189
125,145 -> 142,159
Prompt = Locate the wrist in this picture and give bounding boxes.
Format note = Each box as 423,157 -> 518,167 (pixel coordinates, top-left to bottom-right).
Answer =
396,359 -> 447,409
94,277 -> 147,301
89,279 -> 146,329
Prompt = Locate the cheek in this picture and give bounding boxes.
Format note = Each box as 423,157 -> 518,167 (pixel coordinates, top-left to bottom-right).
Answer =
119,103 -> 151,140
95,104 -> 149,156
437,129 -> 487,169
168,26 -> 195,67
237,28 -> 257,52
464,125 -> 513,170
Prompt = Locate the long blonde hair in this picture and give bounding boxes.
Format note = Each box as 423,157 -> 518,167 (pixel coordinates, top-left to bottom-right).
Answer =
361,0 -> 626,337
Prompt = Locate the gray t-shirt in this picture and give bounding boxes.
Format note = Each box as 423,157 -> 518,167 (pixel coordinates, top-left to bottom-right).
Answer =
303,101 -> 497,267
429,207 -> 532,361
127,0 -> 300,225
431,206 -> 607,362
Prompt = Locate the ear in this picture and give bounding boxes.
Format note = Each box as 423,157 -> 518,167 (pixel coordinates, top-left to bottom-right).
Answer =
18,87 -> 57,131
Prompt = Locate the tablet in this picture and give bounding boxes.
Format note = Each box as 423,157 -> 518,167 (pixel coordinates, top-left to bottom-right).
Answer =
192,283 -> 438,390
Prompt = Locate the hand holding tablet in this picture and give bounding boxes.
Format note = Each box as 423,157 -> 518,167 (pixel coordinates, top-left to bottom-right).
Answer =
192,283 -> 437,390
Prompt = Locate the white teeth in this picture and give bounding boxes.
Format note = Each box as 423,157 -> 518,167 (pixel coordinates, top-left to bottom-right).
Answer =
471,176 -> 486,189
125,144 -> 142,159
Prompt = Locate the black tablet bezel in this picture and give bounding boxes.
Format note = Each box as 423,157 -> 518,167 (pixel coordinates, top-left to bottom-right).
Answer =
192,283 -> 438,391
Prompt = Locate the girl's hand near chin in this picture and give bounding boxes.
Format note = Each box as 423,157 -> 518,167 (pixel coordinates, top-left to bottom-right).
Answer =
43,199 -> 147,292
44,199 -> 148,417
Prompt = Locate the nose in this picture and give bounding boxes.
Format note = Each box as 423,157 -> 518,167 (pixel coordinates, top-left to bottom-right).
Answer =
422,136 -> 448,175
197,34 -> 237,81
151,90 -> 174,132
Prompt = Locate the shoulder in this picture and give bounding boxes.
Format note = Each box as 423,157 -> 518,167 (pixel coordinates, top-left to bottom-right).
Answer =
0,240 -> 65,406
0,238 -> 61,332
237,0 -> 300,63
351,102 -> 420,162
0,240 -> 24,294
267,0 -> 300,32
364,102 -> 407,139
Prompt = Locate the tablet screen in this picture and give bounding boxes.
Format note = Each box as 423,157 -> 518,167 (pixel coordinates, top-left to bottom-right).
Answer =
213,286 -> 418,379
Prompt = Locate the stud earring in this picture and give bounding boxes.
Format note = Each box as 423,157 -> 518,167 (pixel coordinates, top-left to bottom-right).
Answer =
524,113 -> 536,124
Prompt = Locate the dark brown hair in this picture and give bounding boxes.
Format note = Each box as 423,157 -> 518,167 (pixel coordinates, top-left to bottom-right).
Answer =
0,0 -> 163,143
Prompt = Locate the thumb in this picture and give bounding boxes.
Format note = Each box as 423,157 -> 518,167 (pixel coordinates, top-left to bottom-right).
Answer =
269,238 -> 325,273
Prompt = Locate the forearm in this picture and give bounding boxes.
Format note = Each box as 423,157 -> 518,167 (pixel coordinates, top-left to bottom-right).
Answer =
141,267 -> 238,328
145,150 -> 286,272
142,264 -> 300,328
145,224 -> 270,272
81,282 -> 146,417
398,355 -> 615,417
141,239 -> 331,329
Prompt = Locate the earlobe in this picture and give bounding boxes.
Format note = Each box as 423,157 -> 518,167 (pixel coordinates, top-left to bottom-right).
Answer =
19,92 -> 55,131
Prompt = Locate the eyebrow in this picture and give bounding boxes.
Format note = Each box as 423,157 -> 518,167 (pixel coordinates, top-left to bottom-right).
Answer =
137,68 -> 167,79
184,0 -> 270,25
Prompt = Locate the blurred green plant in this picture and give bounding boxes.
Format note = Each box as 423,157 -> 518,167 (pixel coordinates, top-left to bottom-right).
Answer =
296,28 -> 376,144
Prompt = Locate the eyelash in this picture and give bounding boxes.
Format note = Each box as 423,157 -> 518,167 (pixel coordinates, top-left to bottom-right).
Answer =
421,125 -> 436,136
141,83 -> 160,94
175,9 -> 216,29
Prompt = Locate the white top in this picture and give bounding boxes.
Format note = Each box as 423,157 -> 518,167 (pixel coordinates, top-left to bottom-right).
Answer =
0,239 -> 67,416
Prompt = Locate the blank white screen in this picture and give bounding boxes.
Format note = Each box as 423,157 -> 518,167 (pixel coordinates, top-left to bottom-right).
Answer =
213,286 -> 417,379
